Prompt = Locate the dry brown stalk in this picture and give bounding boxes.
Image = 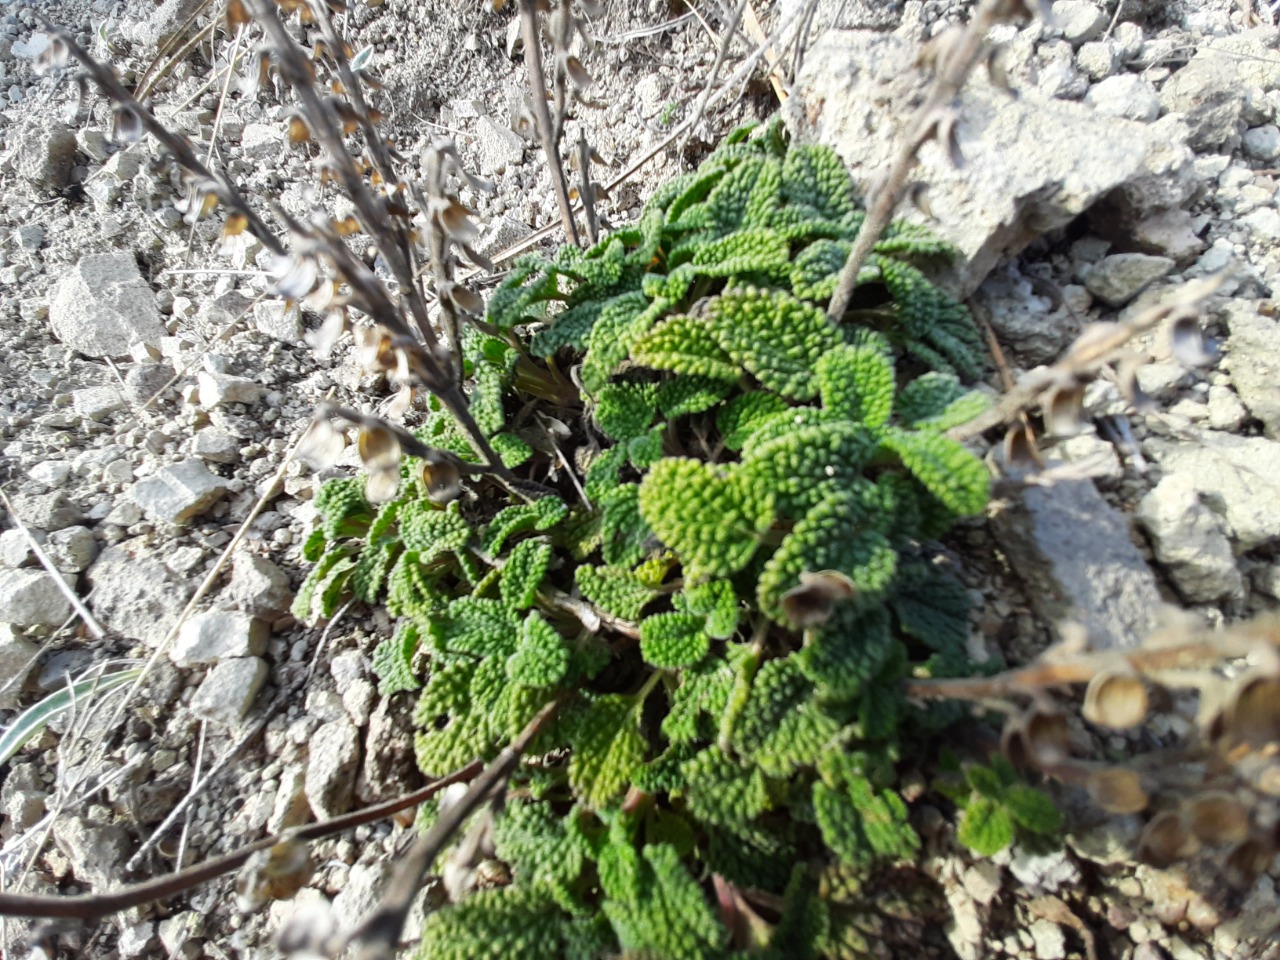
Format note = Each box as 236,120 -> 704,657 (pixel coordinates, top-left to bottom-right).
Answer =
826,0 -> 1046,321
519,0 -> 580,246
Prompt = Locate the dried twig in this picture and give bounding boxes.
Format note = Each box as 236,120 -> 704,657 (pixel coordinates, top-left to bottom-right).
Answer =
0,761 -> 483,920
347,699 -> 562,960
826,0 -> 1046,321
518,0 -> 580,246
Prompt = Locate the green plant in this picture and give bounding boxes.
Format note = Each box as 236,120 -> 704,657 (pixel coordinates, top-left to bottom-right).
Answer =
296,120 -> 993,957
935,752 -> 1062,857
659,100 -> 679,127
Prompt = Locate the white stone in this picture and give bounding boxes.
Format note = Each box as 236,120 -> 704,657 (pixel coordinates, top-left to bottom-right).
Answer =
240,122 -> 280,160
1219,299 -> 1280,437
46,526 -> 98,574
87,540 -> 193,646
1074,40 -> 1117,80
1085,74 -> 1160,122
49,254 -> 165,358
1136,474 -> 1244,603
1243,124 -> 1280,160
305,718 -> 361,819
228,552 -> 294,617
1050,1 -> 1107,45
171,610 -> 268,667
191,428 -> 241,464
1029,918 -> 1066,960
0,569 -> 72,627
791,30 -> 1193,296
129,460 -> 229,524
472,116 -> 524,177
196,371 -> 260,408
0,626 -> 39,708
1159,55 -> 1243,151
27,461 -> 71,486
1083,253 -> 1175,308
1240,206 -> 1280,241
0,528 -> 39,568
1146,431 -> 1280,550
190,657 -> 268,725
71,385 -> 127,420
1207,385 -> 1249,432
253,300 -> 302,342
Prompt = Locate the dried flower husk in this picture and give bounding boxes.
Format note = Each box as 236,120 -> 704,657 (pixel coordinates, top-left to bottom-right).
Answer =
1182,790 -> 1250,846
1001,422 -> 1041,475
1021,707 -> 1073,768
1043,381 -> 1086,437
784,571 -> 857,628
1224,835 -> 1275,888
297,417 -> 345,471
1168,312 -> 1217,367
1083,668 -> 1148,730
1086,766 -> 1148,815
419,456 -> 464,505
1225,672 -> 1280,751
236,837 -> 314,909
1138,810 -> 1193,868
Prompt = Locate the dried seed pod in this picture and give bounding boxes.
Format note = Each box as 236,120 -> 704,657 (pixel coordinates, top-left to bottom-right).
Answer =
1001,422 -> 1041,476
1138,810 -> 1193,868
419,456 -> 464,505
783,571 -> 857,628
1022,707 -> 1073,768
358,426 -> 403,503
236,836 -> 314,908
1223,835 -> 1275,888
1086,767 -> 1148,815
1083,669 -> 1148,730
1168,312 -> 1217,367
1226,672 -> 1280,750
1043,381 -> 1086,437
297,417 -> 345,471
1183,791 -> 1250,846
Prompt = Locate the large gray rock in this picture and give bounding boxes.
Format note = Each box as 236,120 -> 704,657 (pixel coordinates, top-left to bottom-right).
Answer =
787,30 -> 1194,296
228,553 -> 294,618
1136,474 -> 1243,603
1218,300 -> 1280,438
86,540 -> 193,647
305,718 -> 361,819
170,610 -> 268,667
991,479 -> 1162,650
1049,1 -> 1107,46
15,121 -> 76,190
129,460 -> 229,524
1158,55 -> 1242,151
1085,74 -> 1160,122
0,569 -> 73,628
190,656 -> 267,725
1145,430 -> 1280,551
0,626 -> 39,708
50,254 -> 165,359
1083,253 -> 1175,308
117,0 -> 208,55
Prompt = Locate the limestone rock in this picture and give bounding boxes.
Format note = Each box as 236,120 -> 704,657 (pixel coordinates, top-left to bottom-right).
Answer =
1050,1 -> 1107,46
1136,474 -> 1243,603
1242,124 -> 1280,161
1085,74 -> 1160,122
788,30 -> 1193,296
991,479 -> 1161,650
86,540 -> 194,647
190,657 -> 268,725
51,816 -> 133,889
1218,299 -> 1280,438
254,300 -> 303,342
0,626 -> 39,708
305,718 -> 361,819
197,371 -> 261,408
170,610 -> 268,667
1159,55 -> 1242,151
50,253 -> 165,359
129,460 -> 228,524
1145,430 -> 1280,550
1083,253 -> 1175,308
228,552 -> 294,617
71,385 -> 126,421
15,121 -> 76,190
473,116 -> 523,177
0,569 -> 73,628
190,427 -> 241,464
46,526 -> 98,574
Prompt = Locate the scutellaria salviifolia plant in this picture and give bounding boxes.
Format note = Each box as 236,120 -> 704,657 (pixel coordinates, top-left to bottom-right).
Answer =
294,119 -> 1009,957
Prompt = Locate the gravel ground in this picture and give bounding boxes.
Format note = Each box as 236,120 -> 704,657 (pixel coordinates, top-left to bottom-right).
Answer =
0,1 -> 1278,958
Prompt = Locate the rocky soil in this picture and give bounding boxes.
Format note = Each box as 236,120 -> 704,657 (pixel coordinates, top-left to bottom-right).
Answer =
0,0 -> 1278,958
